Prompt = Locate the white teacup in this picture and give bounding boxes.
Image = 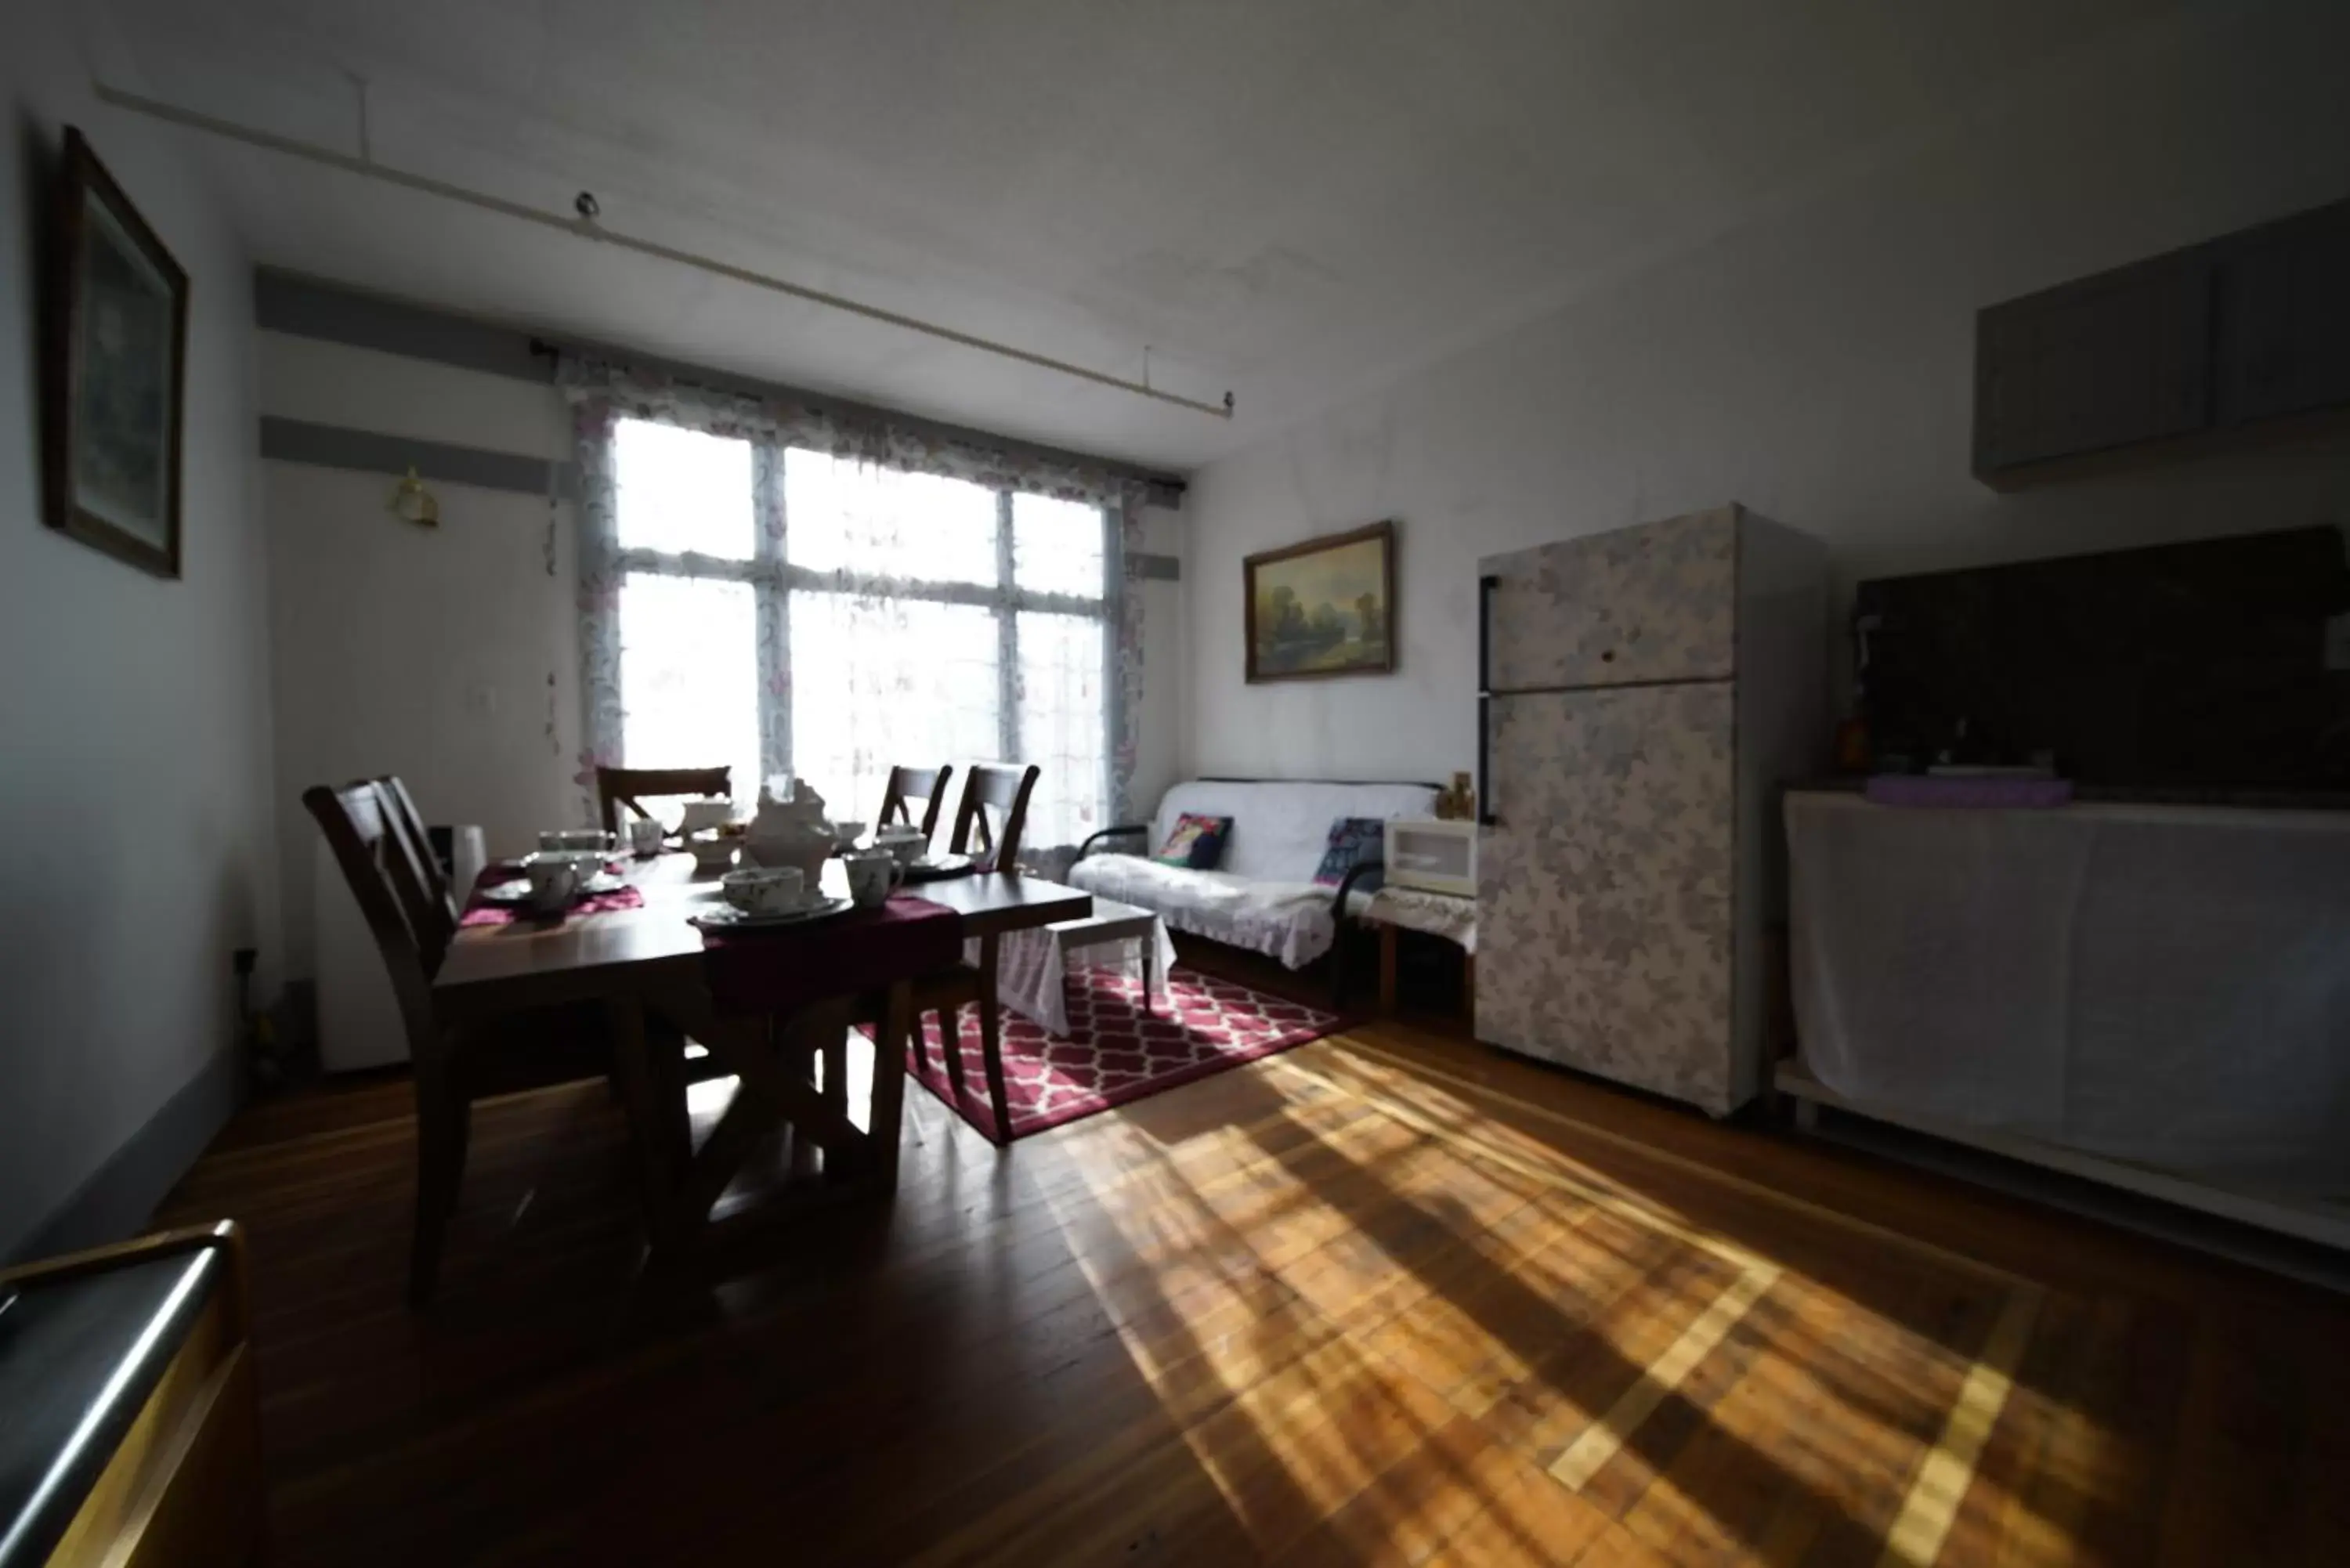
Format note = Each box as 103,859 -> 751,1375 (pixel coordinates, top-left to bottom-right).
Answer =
521,851 -> 583,912
874,825 -> 927,867
721,865 -> 806,916
841,847 -> 902,909
625,818 -> 666,857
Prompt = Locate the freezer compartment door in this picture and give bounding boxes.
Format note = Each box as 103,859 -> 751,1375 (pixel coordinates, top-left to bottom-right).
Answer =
1476,684 -> 1737,1113
1479,508 -> 1736,692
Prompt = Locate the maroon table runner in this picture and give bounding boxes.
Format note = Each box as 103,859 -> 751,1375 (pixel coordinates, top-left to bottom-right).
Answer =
700,894 -> 964,1016
457,862 -> 649,928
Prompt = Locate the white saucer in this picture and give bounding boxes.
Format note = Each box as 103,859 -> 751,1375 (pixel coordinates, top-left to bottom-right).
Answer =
689,896 -> 853,932
479,871 -> 627,906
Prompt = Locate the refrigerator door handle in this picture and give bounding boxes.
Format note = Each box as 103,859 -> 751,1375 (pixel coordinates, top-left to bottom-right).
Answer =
1477,695 -> 1495,826
1477,574 -> 1499,826
1477,573 -> 1498,694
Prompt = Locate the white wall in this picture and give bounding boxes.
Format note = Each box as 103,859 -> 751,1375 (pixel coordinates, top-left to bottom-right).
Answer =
259,334 -> 583,978
1,5 -> 280,1257
1184,0 -> 2350,782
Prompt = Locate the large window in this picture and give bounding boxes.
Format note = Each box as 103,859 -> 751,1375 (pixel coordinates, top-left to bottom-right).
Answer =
610,418 -> 1113,850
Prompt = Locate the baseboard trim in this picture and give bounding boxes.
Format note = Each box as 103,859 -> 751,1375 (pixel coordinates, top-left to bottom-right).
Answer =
9,1049 -> 246,1266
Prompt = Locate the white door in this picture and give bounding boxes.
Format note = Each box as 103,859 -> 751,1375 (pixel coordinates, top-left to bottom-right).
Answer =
1476,683 -> 1737,1113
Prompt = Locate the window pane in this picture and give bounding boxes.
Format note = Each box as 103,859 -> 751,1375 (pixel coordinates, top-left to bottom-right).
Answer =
784,450 -> 997,587
619,574 -> 761,802
790,594 -> 1000,833
1013,494 -> 1105,598
614,418 -> 754,558
1016,612 -> 1106,851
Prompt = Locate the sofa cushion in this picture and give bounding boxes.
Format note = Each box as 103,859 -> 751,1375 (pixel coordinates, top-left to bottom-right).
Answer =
1152,812 -> 1231,869
1312,816 -> 1386,887
1151,780 -> 1440,883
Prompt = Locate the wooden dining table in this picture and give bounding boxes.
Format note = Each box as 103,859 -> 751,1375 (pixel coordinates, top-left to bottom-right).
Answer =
433,854 -> 1090,1265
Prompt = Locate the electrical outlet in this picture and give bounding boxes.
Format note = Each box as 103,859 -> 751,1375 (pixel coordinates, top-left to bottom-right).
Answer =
2326,612 -> 2350,673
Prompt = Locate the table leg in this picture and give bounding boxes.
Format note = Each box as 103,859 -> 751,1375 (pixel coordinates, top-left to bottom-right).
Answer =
1378,922 -> 1399,1016
978,931 -> 1012,1144
868,980 -> 911,1192
1140,937 -> 1154,1018
605,996 -> 682,1258
645,1015 -> 693,1174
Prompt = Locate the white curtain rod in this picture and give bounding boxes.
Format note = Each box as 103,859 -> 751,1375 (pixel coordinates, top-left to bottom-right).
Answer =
92,81 -> 1235,421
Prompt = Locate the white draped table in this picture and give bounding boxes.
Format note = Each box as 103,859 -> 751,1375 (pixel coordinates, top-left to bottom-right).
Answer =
1786,790 -> 2350,1198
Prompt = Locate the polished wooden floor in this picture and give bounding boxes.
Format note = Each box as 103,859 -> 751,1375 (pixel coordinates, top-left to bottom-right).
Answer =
156,1017 -> 2350,1566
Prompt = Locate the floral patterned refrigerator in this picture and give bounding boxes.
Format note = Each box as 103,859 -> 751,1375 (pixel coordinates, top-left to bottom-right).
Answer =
1475,505 -> 1824,1116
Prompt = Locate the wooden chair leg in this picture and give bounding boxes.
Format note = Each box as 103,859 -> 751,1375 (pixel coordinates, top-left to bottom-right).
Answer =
938,1008 -> 967,1094
978,934 -> 1011,1144
407,1053 -> 465,1305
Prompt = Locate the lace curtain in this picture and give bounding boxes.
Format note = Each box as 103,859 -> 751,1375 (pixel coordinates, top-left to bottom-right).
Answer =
564,358 -> 1150,861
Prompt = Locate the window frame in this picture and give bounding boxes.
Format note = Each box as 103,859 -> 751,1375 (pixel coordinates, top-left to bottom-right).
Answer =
609,421 -> 1117,839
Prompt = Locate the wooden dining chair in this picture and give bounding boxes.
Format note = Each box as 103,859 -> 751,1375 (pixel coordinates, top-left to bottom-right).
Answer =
946,762 -> 1041,874
596,765 -> 733,836
914,762 -> 1041,1142
875,764 -> 953,844
375,774 -> 457,970
306,780 -> 614,1303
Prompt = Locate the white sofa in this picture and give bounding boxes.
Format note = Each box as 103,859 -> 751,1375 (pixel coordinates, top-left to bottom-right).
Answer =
1067,779 -> 1440,969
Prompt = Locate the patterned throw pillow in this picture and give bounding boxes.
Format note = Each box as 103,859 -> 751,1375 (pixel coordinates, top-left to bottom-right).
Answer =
1313,816 -> 1386,887
1152,813 -> 1232,869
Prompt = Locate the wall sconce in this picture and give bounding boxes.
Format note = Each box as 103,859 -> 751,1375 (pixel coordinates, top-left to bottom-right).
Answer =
389,465 -> 439,527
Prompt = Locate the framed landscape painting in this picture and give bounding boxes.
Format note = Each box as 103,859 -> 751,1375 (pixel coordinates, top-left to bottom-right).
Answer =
44,127 -> 187,579
1244,520 -> 1395,682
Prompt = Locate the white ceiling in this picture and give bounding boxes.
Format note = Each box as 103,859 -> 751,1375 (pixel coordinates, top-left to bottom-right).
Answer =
93,0 -> 2169,472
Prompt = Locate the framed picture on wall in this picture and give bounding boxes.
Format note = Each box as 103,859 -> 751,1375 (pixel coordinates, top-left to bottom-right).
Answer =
1244,520 -> 1395,681
42,126 -> 188,579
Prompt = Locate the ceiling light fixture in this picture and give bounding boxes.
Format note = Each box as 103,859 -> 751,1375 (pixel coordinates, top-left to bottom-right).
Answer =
90,81 -> 1235,421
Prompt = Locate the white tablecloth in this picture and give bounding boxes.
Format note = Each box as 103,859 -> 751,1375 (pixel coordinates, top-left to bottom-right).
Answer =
1787,793 -> 2350,1197
987,916 -> 1180,1039
1360,886 -> 1478,953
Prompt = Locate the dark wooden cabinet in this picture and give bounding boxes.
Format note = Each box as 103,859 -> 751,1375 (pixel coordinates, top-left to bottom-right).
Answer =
2214,201 -> 2350,426
1973,195 -> 2350,487
1974,254 -> 2212,472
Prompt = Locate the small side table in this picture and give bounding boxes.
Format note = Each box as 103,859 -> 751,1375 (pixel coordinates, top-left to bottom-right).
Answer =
1049,898 -> 1167,1015
992,897 -> 1176,1037
1357,886 -> 1477,1023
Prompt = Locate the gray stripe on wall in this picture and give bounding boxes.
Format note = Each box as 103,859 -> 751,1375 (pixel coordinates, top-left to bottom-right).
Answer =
1133,552 -> 1180,580
255,267 -> 1188,509
260,416 -> 579,500
255,269 -> 553,384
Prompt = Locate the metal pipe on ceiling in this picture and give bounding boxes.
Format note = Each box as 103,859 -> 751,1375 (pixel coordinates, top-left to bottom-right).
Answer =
91,81 -> 1235,421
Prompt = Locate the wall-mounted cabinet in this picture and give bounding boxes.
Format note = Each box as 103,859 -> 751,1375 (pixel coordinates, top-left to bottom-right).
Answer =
1973,197 -> 2350,488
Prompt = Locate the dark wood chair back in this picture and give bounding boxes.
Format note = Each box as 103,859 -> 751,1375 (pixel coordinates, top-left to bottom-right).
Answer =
375,775 -> 457,962
949,763 -> 1040,873
303,782 -> 441,1057
596,766 -> 733,836
876,764 -> 953,841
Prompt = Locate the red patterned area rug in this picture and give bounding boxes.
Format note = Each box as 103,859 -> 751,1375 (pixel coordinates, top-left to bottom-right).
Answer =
906,965 -> 1340,1143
